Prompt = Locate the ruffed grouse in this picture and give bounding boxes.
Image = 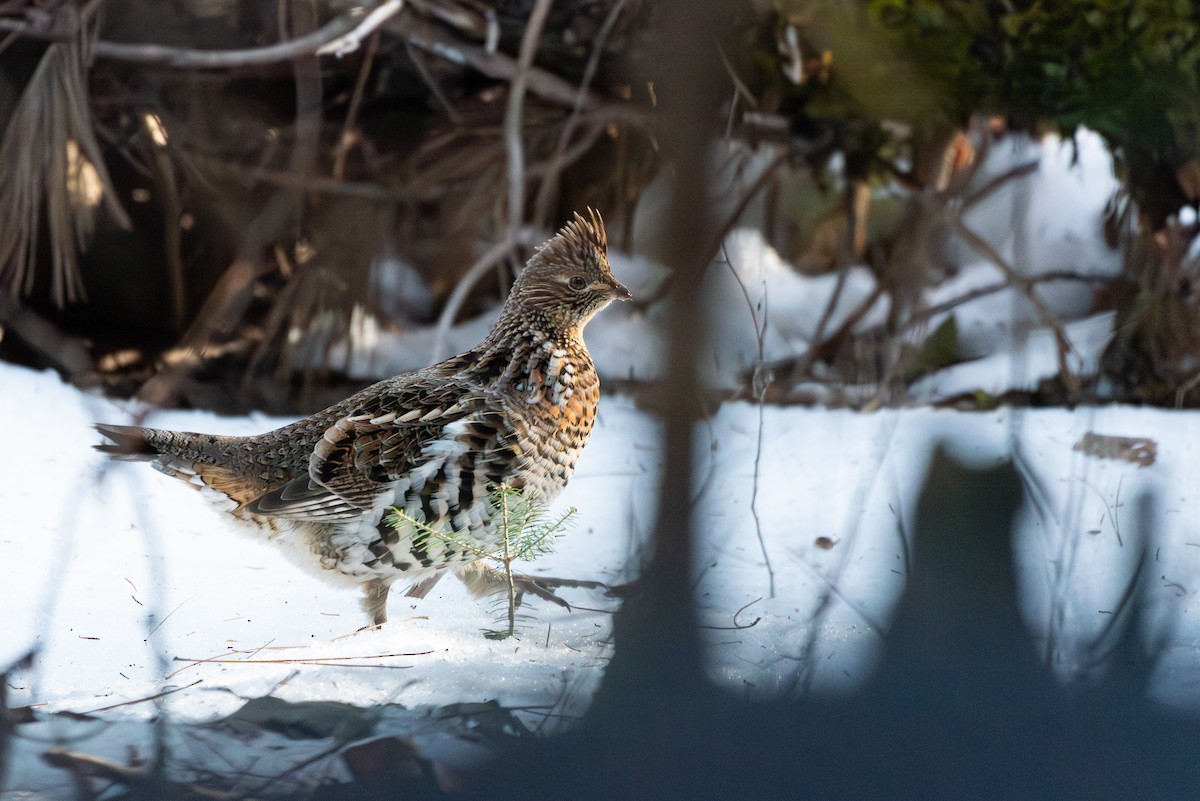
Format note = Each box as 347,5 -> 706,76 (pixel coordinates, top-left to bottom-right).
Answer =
96,210 -> 629,626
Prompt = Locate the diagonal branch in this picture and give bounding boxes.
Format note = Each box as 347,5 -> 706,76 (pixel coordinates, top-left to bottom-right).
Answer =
396,13 -> 624,113
85,2 -> 397,66
947,215 -> 1081,394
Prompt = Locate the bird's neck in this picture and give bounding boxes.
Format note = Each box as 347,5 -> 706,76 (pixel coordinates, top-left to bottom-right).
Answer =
458,310 -> 591,394
489,306 -> 582,348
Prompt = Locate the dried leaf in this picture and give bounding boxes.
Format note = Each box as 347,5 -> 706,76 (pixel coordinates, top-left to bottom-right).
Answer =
1072,432 -> 1157,468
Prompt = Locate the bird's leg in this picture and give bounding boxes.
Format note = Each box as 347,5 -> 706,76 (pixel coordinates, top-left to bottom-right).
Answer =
360,577 -> 396,626
454,560 -> 606,610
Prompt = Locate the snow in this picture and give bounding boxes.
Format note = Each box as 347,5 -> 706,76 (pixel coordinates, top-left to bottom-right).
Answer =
7,362 -> 1200,721
6,128 -> 1198,793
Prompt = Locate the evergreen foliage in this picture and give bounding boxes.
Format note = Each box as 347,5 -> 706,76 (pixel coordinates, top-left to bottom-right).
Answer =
388,485 -> 577,639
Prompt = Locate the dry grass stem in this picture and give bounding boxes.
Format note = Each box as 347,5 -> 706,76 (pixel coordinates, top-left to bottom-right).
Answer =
0,10 -> 130,307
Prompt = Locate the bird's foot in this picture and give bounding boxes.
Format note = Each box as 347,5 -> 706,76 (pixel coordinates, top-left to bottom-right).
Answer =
455,561 -> 606,610
510,573 -> 608,610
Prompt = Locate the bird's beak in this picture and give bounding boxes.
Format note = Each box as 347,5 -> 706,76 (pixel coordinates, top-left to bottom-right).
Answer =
607,280 -> 633,302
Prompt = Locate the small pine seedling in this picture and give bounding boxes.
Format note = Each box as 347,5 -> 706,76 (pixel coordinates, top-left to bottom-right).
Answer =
387,484 -> 577,639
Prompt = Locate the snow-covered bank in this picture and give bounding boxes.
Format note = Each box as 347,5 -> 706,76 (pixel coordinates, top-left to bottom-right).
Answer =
6,359 -> 1200,728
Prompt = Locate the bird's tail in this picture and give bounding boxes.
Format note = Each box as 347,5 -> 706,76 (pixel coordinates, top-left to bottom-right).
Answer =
94,423 -> 162,460
95,423 -> 238,462
95,423 -> 264,507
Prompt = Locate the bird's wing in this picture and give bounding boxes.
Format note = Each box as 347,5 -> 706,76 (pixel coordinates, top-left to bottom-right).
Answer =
245,382 -> 519,522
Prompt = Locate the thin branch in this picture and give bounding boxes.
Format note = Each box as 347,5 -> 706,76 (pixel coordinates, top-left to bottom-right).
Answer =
801,268 -> 851,373
961,160 -> 1040,211
526,122 -> 606,181
85,3 -> 392,67
0,0 -> 105,42
81,679 -> 203,714
316,0 -> 404,58
533,0 -> 627,224
717,41 -> 757,110
948,215 -> 1080,393
172,651 -> 433,666
188,153 -> 420,199
721,242 -> 775,598
332,29 -> 382,180
396,13 -> 627,114
633,149 -> 791,310
753,269 -> 1104,391
750,283 -> 884,389
912,270 -> 1107,326
504,0 -> 555,239
141,115 -> 187,332
429,233 -> 528,362
404,38 -> 463,126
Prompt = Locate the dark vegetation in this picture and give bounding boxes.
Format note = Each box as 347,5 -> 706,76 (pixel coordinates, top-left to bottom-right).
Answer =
5,0 -> 1200,798
3,1 -> 1200,410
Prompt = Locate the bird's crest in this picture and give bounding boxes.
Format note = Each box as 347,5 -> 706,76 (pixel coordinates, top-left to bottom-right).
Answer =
536,208 -> 607,266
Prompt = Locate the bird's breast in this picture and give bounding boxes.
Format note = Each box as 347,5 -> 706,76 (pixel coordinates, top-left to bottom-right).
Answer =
514,354 -> 599,501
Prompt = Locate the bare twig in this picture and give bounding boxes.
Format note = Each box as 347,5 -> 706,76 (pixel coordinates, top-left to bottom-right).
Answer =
187,154 -> 419,199
754,269 -> 1103,393
776,283 -> 886,384
504,0 -> 555,239
634,149 -> 791,310
428,232 -> 530,362
0,0 -> 105,41
396,13 -> 626,113
405,0 -> 492,41
721,242 -> 775,598
961,160 -> 1040,212
717,40 -> 757,138
171,651 -> 433,667
760,264 -> 859,391
332,30 -> 382,180
948,215 -> 1080,394
526,122 -> 607,181
532,0 -> 628,224
915,270 -> 1106,325
697,597 -> 763,630
141,114 -> 187,332
84,3 -> 396,67
81,679 -> 203,714
18,0 -> 378,60
404,39 -> 463,125
316,0 -> 403,58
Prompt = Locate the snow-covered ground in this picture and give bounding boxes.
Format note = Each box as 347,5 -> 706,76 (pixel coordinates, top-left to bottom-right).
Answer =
7,128 -> 1200,794
8,361 -> 1200,783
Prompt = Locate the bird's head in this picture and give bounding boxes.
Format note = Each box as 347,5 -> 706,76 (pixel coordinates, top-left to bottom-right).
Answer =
508,209 -> 632,333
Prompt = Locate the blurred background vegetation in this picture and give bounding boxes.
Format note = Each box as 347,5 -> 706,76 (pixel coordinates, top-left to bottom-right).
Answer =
7,3 -> 1200,797
2,0 -> 1200,411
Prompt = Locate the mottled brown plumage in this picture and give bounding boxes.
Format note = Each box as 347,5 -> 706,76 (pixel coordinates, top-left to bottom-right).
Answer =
96,210 -> 629,625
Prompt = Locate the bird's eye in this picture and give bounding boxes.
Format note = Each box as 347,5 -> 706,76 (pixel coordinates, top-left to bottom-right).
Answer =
568,275 -> 588,291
